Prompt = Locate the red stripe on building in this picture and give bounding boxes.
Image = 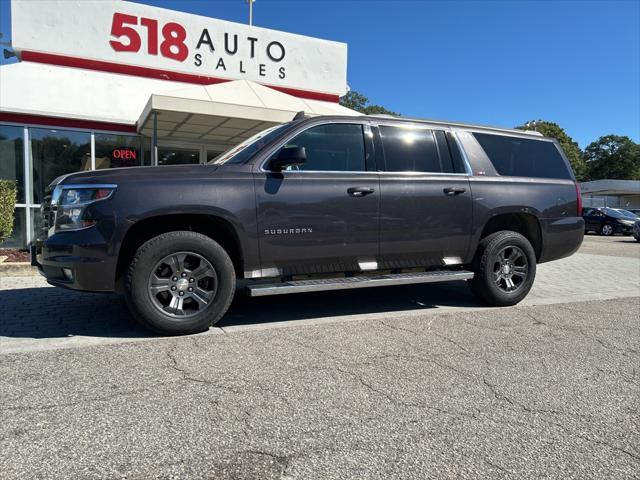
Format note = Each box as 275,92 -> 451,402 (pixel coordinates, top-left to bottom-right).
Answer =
20,51 -> 341,103
0,112 -> 137,133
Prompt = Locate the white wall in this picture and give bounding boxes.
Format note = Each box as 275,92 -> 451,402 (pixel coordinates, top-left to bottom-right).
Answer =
0,62 -> 188,125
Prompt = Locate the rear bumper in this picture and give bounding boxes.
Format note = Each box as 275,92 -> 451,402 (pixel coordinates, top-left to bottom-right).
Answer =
539,216 -> 585,263
31,227 -> 117,293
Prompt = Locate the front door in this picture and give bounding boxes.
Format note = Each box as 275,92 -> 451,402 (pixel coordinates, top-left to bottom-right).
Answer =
253,122 -> 379,276
375,124 -> 473,268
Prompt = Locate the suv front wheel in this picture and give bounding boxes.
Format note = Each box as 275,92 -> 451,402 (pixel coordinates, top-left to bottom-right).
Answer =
125,231 -> 236,335
468,231 -> 537,306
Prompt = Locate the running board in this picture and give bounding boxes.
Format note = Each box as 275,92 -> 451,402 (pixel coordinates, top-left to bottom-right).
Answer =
246,270 -> 474,297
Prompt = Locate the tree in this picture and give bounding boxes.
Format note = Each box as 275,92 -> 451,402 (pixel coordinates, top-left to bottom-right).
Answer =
584,135 -> 640,180
340,90 -> 399,116
516,120 -> 588,181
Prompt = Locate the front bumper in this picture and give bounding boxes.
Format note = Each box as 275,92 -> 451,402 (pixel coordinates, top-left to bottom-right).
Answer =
614,223 -> 634,235
30,227 -> 118,293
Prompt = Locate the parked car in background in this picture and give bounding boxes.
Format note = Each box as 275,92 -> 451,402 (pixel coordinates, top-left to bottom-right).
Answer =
582,207 -> 638,236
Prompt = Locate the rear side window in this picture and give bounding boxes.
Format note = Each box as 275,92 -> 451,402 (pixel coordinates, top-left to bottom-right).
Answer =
380,126 -> 441,173
280,123 -> 366,171
473,133 -> 572,179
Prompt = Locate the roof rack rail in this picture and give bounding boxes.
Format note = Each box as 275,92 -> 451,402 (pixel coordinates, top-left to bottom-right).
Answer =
363,114 -> 543,137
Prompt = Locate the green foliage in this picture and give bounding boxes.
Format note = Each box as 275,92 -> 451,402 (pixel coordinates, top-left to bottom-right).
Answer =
340,90 -> 399,116
0,180 -> 17,243
584,135 -> 640,180
516,120 -> 588,181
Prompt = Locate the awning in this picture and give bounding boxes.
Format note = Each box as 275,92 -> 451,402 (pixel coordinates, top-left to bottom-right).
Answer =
137,79 -> 359,147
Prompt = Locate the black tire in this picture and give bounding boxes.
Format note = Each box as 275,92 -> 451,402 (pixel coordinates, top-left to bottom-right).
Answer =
125,231 -> 236,335
635,236 -> 640,243
600,224 -> 613,236
468,231 -> 537,307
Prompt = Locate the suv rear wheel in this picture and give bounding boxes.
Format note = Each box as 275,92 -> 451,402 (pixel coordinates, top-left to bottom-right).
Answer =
125,231 -> 236,335
468,231 -> 536,306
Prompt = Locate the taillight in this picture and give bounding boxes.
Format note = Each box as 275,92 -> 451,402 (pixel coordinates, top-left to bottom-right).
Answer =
575,181 -> 582,217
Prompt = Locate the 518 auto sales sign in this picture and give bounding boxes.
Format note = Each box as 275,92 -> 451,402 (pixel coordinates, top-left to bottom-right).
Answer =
11,0 -> 348,100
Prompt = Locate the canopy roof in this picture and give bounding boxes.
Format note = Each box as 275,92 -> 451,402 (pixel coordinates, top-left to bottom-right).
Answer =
137,80 -> 359,146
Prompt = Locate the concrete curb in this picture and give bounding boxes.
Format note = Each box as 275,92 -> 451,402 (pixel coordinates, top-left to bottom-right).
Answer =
0,262 -> 38,276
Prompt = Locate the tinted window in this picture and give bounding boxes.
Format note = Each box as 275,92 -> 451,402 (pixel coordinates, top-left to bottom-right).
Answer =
380,126 -> 441,172
0,125 -> 25,203
279,123 -> 366,171
434,130 -> 455,173
95,134 -> 142,169
30,128 -> 91,203
473,133 -> 571,179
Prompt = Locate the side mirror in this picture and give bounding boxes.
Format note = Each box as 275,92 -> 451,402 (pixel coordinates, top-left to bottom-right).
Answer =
270,146 -> 307,171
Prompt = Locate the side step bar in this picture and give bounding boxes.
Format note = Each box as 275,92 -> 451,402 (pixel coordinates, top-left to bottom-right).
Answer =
246,270 -> 474,297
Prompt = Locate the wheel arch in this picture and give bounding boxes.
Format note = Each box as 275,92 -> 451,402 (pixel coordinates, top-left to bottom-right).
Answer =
477,211 -> 543,261
115,213 -> 245,292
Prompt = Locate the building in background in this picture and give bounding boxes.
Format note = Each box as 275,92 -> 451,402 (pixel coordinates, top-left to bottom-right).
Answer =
581,180 -> 640,209
0,0 -> 353,247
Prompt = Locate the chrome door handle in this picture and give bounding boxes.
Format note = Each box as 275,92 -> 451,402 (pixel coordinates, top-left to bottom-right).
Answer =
348,187 -> 375,197
443,187 -> 466,196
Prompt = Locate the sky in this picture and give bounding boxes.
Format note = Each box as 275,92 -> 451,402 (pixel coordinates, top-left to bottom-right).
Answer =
0,0 -> 638,147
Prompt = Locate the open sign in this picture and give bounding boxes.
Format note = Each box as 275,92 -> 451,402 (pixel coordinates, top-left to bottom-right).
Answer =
112,148 -> 137,160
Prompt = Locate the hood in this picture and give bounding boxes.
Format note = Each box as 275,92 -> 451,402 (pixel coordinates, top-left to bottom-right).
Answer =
52,164 -> 221,188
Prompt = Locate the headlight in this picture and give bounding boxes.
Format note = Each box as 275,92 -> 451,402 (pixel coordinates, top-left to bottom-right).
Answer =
617,219 -> 635,226
50,184 -> 116,233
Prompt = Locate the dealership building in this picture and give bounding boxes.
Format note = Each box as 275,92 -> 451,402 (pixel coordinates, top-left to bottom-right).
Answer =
0,0 -> 354,247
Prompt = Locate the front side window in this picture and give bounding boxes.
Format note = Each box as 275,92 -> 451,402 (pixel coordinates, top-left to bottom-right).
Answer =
379,126 -> 441,173
275,123 -> 366,172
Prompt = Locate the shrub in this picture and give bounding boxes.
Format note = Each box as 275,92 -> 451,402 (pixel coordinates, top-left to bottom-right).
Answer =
0,180 -> 17,244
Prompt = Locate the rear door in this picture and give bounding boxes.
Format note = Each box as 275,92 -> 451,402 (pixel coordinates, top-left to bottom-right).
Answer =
253,121 -> 380,276
375,123 -> 472,268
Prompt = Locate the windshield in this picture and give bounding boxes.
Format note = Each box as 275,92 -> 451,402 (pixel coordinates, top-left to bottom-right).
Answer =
209,123 -> 291,165
617,209 -> 640,219
602,208 -> 638,219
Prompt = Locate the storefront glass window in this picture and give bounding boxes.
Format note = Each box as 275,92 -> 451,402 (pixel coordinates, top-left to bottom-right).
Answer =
158,146 -> 201,165
95,134 -> 142,169
0,125 -> 25,203
0,207 -> 25,248
30,128 -> 91,204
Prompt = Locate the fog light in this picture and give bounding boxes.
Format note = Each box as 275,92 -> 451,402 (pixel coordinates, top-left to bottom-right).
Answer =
62,268 -> 73,281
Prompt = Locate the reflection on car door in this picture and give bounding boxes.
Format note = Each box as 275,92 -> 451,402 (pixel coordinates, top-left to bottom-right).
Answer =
253,122 -> 380,276
375,124 -> 472,268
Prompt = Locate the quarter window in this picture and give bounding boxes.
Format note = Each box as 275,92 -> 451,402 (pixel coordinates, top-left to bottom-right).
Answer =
276,123 -> 366,172
473,132 -> 572,179
379,126 -> 441,173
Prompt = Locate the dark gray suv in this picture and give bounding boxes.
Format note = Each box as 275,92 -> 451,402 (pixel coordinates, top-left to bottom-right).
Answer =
32,115 -> 584,335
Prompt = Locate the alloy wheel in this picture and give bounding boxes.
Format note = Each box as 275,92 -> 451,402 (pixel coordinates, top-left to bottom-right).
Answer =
147,251 -> 218,318
492,245 -> 528,293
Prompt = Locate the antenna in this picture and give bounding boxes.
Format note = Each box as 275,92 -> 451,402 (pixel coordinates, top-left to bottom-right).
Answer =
246,0 -> 256,26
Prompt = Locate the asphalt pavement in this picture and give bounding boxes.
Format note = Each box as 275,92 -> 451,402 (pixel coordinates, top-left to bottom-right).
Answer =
0,235 -> 639,479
